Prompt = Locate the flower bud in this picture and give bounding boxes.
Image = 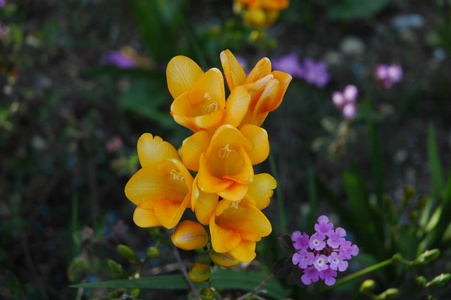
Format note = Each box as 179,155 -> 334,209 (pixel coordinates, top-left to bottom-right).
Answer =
199,287 -> 215,300
147,246 -> 160,259
413,249 -> 440,265
107,259 -> 127,278
130,288 -> 140,298
171,220 -> 208,250
245,8 -> 266,27
391,253 -> 403,264
359,279 -> 375,292
426,273 -> 451,287
378,288 -> 399,299
209,250 -> 240,268
117,244 -> 140,264
188,263 -> 211,283
416,276 -> 427,286
108,290 -> 123,299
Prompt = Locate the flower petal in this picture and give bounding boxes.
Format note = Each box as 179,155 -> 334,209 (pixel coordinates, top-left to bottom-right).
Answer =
167,55 -> 204,99
210,214 -> 241,253
154,195 -> 189,229
192,177 -> 219,225
246,57 -> 271,84
220,49 -> 247,91
133,207 -> 161,228
224,86 -> 251,127
137,133 -> 180,168
244,173 -> 277,210
198,153 -> 234,193
218,180 -> 250,202
181,130 -> 211,172
239,125 -> 269,165
228,240 -> 257,262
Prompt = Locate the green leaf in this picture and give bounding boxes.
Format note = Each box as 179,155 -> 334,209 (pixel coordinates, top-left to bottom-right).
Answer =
367,120 -> 384,203
71,270 -> 288,299
328,0 -> 392,21
428,123 -> 444,202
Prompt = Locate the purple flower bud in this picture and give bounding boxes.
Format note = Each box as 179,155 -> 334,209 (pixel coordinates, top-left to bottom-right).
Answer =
292,231 -> 310,250
301,266 -> 320,285
332,92 -> 345,108
342,103 -> 357,119
388,64 -> 403,83
309,233 -> 326,251
375,64 -> 389,81
375,64 -> 403,89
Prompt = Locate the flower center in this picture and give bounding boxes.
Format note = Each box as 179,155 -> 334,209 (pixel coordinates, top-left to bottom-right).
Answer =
218,144 -> 234,159
205,101 -> 218,113
170,169 -> 185,183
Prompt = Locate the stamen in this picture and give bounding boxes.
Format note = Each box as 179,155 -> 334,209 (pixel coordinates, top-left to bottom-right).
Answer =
205,101 -> 218,113
230,201 -> 240,209
218,144 -> 234,159
170,169 -> 185,183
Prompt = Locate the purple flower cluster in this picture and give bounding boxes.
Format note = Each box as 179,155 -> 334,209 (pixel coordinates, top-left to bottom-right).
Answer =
101,51 -> 137,69
375,64 -> 403,89
0,0 -> 6,8
291,215 -> 359,286
332,85 -> 358,119
272,54 -> 330,88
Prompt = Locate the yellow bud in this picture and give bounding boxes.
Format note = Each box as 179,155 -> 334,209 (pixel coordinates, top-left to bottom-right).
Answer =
171,220 -> 208,250
188,263 -> 211,283
359,279 -> 375,292
245,8 -> 266,27
147,246 -> 160,259
200,287 -> 215,300
209,250 -> 240,268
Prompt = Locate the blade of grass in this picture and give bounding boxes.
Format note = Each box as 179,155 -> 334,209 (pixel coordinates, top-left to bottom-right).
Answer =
428,123 -> 443,202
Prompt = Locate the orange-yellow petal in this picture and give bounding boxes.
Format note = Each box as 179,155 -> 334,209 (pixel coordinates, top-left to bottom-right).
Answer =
137,133 -> 180,168
246,57 -> 271,84
167,55 -> 204,99
239,124 -> 269,165
154,195 -> 189,229
244,173 -> 277,210
209,250 -> 240,268
181,131 -> 211,172
220,49 -> 247,91
133,207 -> 161,228
198,153 -> 234,194
218,180 -> 250,202
209,214 -> 241,253
171,220 -> 208,250
191,177 -> 219,225
224,86 -> 251,127
228,240 -> 257,262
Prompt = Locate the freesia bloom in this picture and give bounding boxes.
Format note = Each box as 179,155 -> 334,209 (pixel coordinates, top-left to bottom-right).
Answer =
209,199 -> 272,262
234,0 -> 289,27
221,49 -> 292,126
290,215 -> 359,286
124,133 -> 193,229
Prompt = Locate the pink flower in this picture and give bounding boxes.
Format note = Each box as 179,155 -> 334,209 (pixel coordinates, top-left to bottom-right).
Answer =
375,64 -> 403,88
301,266 -> 320,285
292,231 -> 310,250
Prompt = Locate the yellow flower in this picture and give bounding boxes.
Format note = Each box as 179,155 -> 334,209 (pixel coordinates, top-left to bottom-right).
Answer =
209,199 -> 272,262
125,133 -> 193,229
220,49 -> 292,127
171,220 -> 209,250
166,56 -> 251,134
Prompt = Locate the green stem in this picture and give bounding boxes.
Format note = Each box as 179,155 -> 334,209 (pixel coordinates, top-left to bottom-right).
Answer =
269,152 -> 287,234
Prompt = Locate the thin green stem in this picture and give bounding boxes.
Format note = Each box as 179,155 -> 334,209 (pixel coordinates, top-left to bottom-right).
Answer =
269,152 -> 287,234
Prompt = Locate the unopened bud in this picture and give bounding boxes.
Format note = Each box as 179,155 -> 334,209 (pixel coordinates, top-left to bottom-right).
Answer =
107,259 -> 127,278
209,250 -> 240,268
188,263 -> 211,283
171,220 -> 208,251
413,249 -> 440,265
199,287 -> 215,300
416,276 -> 427,286
117,244 -> 140,264
391,253 -> 403,264
426,273 -> 451,287
265,10 -> 280,26
130,288 -> 140,298
378,288 -> 399,299
359,279 -> 375,292
147,246 -> 160,259
108,290 -> 123,299
245,8 -> 266,27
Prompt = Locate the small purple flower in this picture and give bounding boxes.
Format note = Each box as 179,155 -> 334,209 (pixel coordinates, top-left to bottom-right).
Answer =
332,91 -> 345,109
301,266 -> 320,285
343,85 -> 358,103
319,268 -> 337,286
332,85 -> 358,119
272,53 -> 304,78
292,249 -> 314,269
303,58 -> 330,88
102,51 -> 137,69
327,227 -> 346,249
314,254 -> 329,271
292,231 -> 310,250
309,233 -> 326,251
314,215 -> 334,236
340,241 -> 359,259
0,0 -> 5,8
375,64 -> 403,88
328,252 -> 348,271
342,103 -> 357,119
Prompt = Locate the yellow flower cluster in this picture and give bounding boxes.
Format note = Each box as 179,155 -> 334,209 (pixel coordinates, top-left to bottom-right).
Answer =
233,0 -> 289,27
125,50 -> 291,266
